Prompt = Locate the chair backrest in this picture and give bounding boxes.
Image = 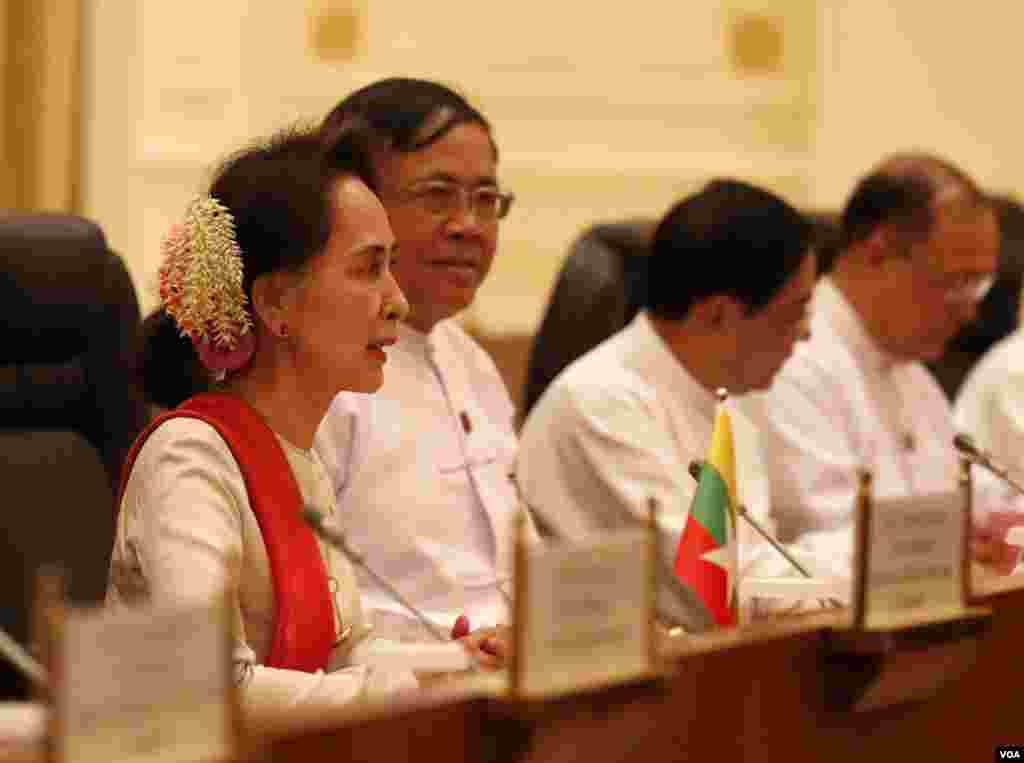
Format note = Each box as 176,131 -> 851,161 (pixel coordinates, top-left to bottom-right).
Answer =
0,213 -> 148,488
0,213 -> 146,697
523,219 -> 656,418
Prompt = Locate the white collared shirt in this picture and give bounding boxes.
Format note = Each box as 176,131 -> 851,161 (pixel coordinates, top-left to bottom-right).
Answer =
315,320 -> 527,642
744,278 -> 1010,558
516,312 -> 781,576
956,330 -> 1024,483
109,418 -> 415,714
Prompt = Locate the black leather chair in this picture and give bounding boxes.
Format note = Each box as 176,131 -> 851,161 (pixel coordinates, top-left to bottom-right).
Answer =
523,220 -> 655,418
0,214 -> 147,697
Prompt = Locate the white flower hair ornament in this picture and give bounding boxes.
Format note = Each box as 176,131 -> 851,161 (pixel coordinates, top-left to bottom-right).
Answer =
158,196 -> 256,381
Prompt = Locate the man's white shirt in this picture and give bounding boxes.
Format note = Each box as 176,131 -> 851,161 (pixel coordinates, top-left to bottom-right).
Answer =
956,330 -> 1024,486
516,311 -> 836,612
315,319 -> 529,642
745,277 -> 1012,566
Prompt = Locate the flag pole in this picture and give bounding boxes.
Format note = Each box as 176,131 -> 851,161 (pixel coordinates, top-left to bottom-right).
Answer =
646,497 -> 661,668
852,469 -> 874,628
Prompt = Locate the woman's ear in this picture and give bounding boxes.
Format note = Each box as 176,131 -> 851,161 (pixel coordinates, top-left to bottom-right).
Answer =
250,270 -> 300,336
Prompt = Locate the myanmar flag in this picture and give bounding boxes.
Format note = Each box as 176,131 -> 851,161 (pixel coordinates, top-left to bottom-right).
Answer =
674,401 -> 738,627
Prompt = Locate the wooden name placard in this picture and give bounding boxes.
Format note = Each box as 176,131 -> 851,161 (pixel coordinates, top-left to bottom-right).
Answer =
509,514 -> 657,700
37,573 -> 239,763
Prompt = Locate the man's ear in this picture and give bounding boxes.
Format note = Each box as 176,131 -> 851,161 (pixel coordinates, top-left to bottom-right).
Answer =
690,294 -> 744,332
862,227 -> 898,268
250,270 -> 300,333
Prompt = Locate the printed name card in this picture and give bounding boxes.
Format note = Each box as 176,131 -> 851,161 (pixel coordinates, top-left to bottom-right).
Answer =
57,599 -> 234,763
513,527 -> 654,698
857,491 -> 965,629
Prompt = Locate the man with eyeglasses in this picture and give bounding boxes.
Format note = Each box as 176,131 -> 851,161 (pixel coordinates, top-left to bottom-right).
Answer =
314,79 -> 529,665
744,153 -> 1021,576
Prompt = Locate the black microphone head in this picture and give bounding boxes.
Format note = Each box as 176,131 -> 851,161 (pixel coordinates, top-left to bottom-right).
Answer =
953,433 -> 979,456
303,507 -> 325,530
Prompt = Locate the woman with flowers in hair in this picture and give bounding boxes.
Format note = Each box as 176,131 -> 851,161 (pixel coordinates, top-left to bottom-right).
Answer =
107,126 -> 416,711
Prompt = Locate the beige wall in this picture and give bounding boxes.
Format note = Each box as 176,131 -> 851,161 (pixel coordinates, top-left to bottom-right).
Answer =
814,1 -> 1024,208
79,0 -> 1022,333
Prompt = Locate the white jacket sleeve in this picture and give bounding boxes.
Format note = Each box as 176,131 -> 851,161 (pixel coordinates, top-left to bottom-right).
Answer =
109,418 -> 415,715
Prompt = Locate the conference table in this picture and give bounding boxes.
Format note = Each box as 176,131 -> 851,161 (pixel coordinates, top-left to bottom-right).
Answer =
263,572 -> 1023,762
4,573 -> 1021,762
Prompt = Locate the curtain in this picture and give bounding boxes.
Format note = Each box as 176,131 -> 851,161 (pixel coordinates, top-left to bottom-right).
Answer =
1,0 -> 82,212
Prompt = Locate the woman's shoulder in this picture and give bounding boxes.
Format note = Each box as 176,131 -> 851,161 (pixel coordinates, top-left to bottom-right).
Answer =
136,415 -> 236,461
123,415 -> 247,510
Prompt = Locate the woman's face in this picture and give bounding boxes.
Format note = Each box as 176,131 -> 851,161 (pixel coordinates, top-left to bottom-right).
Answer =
287,174 -> 407,395
375,122 -> 500,333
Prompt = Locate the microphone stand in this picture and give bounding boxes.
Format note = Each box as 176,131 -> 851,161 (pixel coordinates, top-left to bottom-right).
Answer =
734,504 -> 844,609
0,627 -> 47,688
954,434 -> 1024,497
304,509 -> 482,668
688,460 -> 843,609
962,456 -> 1024,497
507,472 -> 715,634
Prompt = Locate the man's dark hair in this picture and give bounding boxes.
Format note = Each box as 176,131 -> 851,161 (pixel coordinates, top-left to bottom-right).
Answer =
322,77 -> 495,173
645,179 -> 812,321
838,153 -> 986,252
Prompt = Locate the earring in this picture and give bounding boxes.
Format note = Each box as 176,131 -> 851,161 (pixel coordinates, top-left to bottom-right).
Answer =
382,303 -> 399,321
277,322 -> 290,338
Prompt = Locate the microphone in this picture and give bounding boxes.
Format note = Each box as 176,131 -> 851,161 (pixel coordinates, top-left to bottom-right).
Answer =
303,509 -> 464,649
953,433 -> 1024,497
507,472 -> 715,634
0,627 -> 46,688
688,461 -> 843,609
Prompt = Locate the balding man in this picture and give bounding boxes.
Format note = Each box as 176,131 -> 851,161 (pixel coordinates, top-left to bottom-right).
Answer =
745,154 -> 1019,573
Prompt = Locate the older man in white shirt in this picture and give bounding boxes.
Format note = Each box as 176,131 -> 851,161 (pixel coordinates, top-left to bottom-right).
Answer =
314,80 -> 528,660
745,153 -> 1020,575
517,179 -> 843,621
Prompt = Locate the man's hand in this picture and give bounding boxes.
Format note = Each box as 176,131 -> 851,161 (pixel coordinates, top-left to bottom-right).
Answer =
450,616 -> 510,670
971,527 -> 1020,576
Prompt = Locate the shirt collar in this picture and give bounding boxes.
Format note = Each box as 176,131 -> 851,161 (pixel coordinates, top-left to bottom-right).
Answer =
815,277 -> 898,374
397,321 -> 435,358
630,311 -> 717,421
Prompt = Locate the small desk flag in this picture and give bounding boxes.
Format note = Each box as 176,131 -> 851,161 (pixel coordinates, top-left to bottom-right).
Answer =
674,397 -> 738,626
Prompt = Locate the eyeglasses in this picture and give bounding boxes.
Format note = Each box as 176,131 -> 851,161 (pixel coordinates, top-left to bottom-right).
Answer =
395,181 -> 515,223
901,248 -> 996,305
917,266 -> 995,305
940,273 -> 995,304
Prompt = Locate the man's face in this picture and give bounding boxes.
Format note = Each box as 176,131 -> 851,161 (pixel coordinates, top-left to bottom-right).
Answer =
374,123 -> 501,333
731,253 -> 817,393
873,204 -> 999,362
